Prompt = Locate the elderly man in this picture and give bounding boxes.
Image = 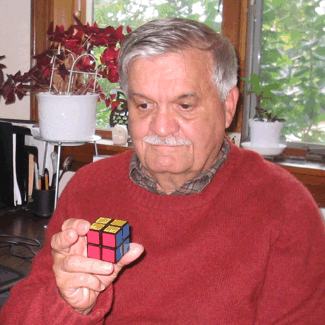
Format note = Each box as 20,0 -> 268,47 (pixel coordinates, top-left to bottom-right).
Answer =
1,18 -> 325,324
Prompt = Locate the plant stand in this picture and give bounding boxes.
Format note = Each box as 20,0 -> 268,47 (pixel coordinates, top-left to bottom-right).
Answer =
33,135 -> 101,209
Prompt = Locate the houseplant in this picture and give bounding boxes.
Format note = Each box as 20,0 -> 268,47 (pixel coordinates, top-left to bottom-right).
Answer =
0,17 -> 129,141
242,73 -> 286,149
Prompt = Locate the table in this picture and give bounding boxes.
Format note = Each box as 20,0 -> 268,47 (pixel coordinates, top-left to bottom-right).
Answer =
0,205 -> 50,309
0,205 -> 49,277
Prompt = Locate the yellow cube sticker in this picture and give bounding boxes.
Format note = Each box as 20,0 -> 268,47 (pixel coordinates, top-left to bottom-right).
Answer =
111,220 -> 127,227
104,226 -> 120,234
90,223 -> 106,231
96,217 -> 112,224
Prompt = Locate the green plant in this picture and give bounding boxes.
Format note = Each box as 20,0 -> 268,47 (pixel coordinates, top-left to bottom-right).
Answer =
243,73 -> 285,122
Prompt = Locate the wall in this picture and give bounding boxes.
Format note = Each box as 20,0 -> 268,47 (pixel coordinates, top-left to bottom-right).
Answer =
0,0 -> 30,120
0,0 -> 77,197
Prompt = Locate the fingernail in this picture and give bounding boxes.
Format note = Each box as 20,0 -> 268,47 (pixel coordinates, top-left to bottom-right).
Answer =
131,246 -> 143,255
131,247 -> 139,255
67,230 -> 74,238
102,263 -> 112,273
81,222 -> 89,230
101,284 -> 106,291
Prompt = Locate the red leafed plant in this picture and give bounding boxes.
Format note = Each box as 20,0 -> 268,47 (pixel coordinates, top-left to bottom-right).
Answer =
0,16 -> 130,106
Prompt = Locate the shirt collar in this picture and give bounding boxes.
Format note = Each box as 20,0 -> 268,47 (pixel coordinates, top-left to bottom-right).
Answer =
129,139 -> 230,195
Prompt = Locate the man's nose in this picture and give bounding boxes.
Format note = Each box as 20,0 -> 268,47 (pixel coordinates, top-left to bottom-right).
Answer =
150,106 -> 179,137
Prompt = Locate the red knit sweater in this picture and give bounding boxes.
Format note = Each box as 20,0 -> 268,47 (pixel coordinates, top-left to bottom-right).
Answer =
1,141 -> 325,324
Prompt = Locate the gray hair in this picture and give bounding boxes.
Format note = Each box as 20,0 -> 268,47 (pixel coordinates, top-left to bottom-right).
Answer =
118,17 -> 238,101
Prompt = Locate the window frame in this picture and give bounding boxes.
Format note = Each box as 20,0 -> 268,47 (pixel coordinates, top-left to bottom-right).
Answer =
243,0 -> 325,155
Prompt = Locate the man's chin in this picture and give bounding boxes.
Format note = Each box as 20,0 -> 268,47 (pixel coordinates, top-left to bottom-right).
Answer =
144,159 -> 187,176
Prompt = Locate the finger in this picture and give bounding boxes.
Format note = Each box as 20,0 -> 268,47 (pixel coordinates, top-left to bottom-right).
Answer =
62,218 -> 90,236
51,228 -> 79,253
58,272 -> 106,293
60,255 -> 114,275
52,220 -> 90,253
95,244 -> 144,288
115,243 -> 144,271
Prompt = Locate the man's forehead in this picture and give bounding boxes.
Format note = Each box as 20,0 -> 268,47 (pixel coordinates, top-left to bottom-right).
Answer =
128,92 -> 199,100
126,50 -> 216,99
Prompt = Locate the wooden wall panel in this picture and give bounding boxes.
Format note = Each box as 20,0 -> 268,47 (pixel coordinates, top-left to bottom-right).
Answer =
31,0 -> 53,121
53,0 -> 87,26
222,0 -> 249,133
279,164 -> 325,208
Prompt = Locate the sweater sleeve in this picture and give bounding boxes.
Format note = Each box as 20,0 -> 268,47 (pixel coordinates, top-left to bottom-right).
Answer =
0,179 -> 114,325
254,183 -> 325,324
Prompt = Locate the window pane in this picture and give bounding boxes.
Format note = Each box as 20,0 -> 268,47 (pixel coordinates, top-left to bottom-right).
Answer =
91,0 -> 223,128
261,0 -> 325,145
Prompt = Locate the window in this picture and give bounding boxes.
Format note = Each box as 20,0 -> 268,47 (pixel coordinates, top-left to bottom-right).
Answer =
89,0 -> 223,128
31,0 -> 247,134
244,0 -> 325,151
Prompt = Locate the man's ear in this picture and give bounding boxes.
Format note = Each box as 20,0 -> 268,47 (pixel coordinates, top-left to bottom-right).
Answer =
224,86 -> 239,128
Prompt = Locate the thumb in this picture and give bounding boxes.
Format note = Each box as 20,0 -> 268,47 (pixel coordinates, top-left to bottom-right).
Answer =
116,243 -> 144,269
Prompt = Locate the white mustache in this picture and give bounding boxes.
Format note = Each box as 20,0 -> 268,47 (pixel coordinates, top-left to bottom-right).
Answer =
143,134 -> 191,146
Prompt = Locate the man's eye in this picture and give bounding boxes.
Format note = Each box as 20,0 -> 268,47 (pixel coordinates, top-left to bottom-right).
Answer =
180,103 -> 192,110
138,103 -> 149,109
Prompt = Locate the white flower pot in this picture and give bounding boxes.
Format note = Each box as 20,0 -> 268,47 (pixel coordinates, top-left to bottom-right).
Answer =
36,92 -> 99,141
249,119 -> 284,147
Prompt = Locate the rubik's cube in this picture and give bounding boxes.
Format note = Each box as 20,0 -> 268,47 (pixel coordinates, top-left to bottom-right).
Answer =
87,217 -> 130,263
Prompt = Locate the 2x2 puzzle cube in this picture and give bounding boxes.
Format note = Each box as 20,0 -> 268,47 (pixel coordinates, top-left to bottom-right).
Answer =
87,217 -> 130,263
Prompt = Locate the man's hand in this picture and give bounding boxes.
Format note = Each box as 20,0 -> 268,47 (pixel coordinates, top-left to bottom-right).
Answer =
51,218 -> 144,315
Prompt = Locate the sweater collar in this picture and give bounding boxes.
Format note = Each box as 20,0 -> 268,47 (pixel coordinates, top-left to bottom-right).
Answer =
129,139 -> 230,195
